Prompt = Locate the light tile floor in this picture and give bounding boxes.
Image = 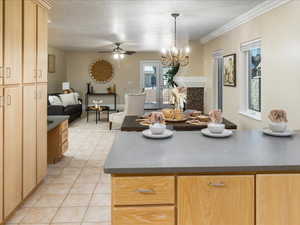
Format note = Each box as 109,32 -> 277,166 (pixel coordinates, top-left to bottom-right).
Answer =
6,115 -> 117,225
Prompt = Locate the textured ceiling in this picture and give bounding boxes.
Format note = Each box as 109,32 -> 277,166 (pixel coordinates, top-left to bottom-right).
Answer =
48,0 -> 266,51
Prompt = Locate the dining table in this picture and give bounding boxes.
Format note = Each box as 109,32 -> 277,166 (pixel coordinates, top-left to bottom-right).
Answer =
120,115 -> 237,132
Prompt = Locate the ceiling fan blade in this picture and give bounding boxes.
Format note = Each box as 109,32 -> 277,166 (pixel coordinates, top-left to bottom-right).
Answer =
124,51 -> 136,55
97,50 -> 113,53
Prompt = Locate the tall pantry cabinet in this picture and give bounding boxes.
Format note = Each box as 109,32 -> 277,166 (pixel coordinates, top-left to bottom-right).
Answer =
0,0 -> 50,221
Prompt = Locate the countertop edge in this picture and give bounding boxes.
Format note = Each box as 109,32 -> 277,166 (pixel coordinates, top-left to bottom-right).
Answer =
104,165 -> 300,175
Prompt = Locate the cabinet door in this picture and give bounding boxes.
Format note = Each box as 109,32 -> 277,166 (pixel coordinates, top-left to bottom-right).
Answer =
257,174 -> 300,225
36,84 -> 47,183
4,86 -> 22,218
0,88 -> 3,223
0,0 -> 3,85
23,0 -> 37,83
4,0 -> 22,85
178,176 -> 254,225
37,6 -> 48,83
23,85 -> 37,198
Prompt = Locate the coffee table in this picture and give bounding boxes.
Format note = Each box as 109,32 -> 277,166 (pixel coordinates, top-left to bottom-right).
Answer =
121,115 -> 237,131
86,106 -> 110,124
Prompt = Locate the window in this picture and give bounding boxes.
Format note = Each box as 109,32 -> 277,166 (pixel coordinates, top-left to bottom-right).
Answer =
240,39 -> 262,120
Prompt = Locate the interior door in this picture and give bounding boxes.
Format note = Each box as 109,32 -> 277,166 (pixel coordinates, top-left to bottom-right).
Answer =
0,0 -> 3,85
4,86 -> 22,217
37,5 -> 48,83
178,176 -> 254,225
0,88 -> 3,223
23,85 -> 37,198
36,84 -> 47,183
4,0 -> 22,85
23,0 -> 37,84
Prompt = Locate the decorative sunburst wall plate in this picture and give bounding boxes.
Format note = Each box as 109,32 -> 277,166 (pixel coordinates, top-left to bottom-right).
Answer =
89,60 -> 114,83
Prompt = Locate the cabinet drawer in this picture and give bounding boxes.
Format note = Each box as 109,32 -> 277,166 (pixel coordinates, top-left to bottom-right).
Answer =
113,206 -> 175,225
61,129 -> 68,143
62,141 -> 68,154
60,120 -> 68,131
112,176 -> 175,205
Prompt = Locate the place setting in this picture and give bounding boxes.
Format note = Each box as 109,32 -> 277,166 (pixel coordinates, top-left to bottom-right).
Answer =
141,112 -> 174,139
262,110 -> 294,137
200,109 -> 233,138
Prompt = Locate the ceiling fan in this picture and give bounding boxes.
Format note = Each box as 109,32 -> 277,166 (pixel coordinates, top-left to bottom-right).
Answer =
98,42 -> 136,59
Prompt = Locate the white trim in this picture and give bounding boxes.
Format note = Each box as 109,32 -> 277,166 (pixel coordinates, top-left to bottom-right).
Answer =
241,38 -> 262,51
174,76 -> 207,88
201,0 -> 291,44
212,49 -> 225,58
239,111 -> 262,121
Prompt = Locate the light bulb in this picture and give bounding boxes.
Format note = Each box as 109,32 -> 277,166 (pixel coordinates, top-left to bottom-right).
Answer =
113,53 -> 119,59
185,46 -> 190,54
161,48 -> 167,55
120,54 -> 125,59
172,46 -> 178,55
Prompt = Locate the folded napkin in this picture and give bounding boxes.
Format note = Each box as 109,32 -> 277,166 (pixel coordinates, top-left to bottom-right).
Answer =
268,109 -> 288,122
209,109 -> 223,123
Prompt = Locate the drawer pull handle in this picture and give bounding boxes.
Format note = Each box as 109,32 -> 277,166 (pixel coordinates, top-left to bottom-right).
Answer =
135,188 -> 155,194
208,182 -> 225,187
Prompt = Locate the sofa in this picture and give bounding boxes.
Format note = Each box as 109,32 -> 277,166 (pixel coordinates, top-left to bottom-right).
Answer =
48,93 -> 83,123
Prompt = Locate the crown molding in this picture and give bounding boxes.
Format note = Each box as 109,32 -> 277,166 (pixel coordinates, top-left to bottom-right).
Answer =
200,0 -> 291,44
37,0 -> 53,9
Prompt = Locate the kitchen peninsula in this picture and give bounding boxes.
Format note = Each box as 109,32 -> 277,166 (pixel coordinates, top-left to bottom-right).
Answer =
104,131 -> 300,225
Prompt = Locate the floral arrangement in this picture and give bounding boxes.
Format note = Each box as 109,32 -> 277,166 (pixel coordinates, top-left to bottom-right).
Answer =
268,110 -> 288,123
209,109 -> 223,123
149,112 -> 165,124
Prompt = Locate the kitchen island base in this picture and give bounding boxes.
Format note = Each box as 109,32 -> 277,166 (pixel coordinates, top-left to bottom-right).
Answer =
111,173 -> 300,225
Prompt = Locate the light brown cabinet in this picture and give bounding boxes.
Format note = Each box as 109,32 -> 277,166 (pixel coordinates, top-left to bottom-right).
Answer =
113,206 -> 175,225
48,119 -> 69,163
37,5 -> 48,83
36,84 -> 48,183
0,88 -> 3,223
178,175 -> 254,225
112,176 -> 175,206
257,174 -> 300,225
4,86 -> 22,218
4,0 -> 22,85
23,85 -> 37,198
23,0 -> 37,84
0,0 -> 3,85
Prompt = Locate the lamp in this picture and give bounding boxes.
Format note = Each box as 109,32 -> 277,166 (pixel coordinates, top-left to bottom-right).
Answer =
161,13 -> 190,67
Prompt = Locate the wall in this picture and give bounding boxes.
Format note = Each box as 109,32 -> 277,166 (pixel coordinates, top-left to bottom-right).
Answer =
47,46 -> 67,93
65,40 -> 204,107
202,0 -> 300,130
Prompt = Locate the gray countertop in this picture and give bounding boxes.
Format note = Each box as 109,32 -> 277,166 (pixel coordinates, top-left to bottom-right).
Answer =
104,130 -> 300,174
48,115 -> 69,132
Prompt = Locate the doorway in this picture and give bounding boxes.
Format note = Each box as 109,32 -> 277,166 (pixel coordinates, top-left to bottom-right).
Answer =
140,61 -> 171,109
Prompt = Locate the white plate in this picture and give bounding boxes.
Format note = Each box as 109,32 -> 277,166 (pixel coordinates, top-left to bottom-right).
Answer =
142,129 -> 173,139
201,128 -> 233,138
262,128 -> 294,137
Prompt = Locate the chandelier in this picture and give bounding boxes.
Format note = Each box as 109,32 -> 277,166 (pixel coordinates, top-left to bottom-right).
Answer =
161,13 -> 190,67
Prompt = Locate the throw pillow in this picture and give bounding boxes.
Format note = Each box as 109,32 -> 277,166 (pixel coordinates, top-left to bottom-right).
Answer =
49,95 -> 63,105
59,93 -> 77,106
73,92 -> 80,104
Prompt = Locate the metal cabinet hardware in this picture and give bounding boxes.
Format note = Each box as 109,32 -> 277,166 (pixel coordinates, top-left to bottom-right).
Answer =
135,188 -> 155,194
208,182 -> 225,187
